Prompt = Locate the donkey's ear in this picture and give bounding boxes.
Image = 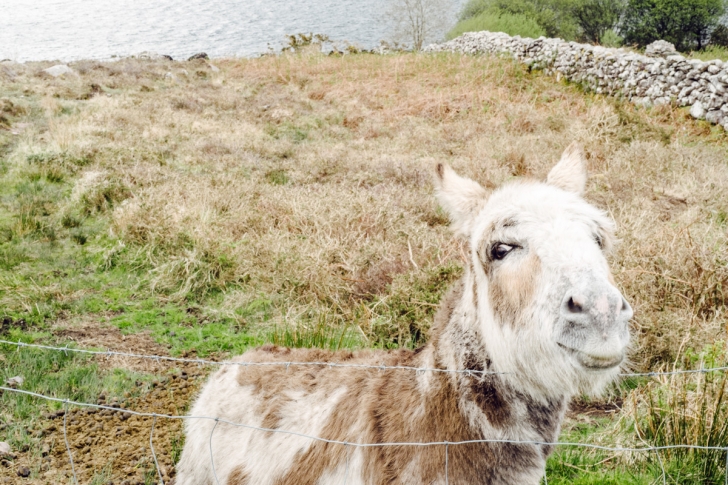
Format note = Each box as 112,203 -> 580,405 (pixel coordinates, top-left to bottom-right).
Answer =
547,142 -> 587,195
434,163 -> 489,238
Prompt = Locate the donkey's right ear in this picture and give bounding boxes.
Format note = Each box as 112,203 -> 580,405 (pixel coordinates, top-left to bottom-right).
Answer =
434,163 -> 489,238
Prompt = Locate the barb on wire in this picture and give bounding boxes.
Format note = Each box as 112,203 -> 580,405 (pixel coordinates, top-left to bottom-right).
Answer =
62,400 -> 79,485
3,338 -> 728,378
150,414 -> 165,485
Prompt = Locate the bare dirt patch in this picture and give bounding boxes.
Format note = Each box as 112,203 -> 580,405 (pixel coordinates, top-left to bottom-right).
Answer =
1,366 -> 205,484
52,322 -> 172,374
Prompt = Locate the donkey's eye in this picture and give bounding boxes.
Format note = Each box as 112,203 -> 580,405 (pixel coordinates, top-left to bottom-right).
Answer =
491,243 -> 515,260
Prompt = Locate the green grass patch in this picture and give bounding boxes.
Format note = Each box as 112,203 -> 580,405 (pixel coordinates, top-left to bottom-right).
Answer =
545,414 -> 655,484
112,308 -> 260,357
265,169 -> 290,185
689,46 -> 728,62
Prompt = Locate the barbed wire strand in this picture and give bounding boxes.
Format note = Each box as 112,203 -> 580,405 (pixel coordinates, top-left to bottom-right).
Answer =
150,414 -> 165,485
210,418 -> 221,485
5,385 -> 728,454
3,339 -> 728,378
62,400 -> 79,485
0,339 -> 504,376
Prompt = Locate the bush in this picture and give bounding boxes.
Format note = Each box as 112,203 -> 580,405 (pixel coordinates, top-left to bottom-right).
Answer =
491,0 -> 580,40
447,10 -> 547,39
622,0 -> 726,51
457,0 -> 490,20
572,0 -> 625,43
709,23 -> 728,47
601,28 -> 624,46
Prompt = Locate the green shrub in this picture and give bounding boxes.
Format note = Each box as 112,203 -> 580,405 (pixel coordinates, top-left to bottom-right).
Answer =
622,0 -> 724,51
710,24 -> 728,47
447,11 -> 547,40
601,28 -> 624,47
572,0 -> 624,44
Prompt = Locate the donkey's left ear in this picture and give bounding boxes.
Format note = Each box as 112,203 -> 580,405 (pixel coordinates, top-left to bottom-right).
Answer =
547,142 -> 587,195
434,163 -> 489,238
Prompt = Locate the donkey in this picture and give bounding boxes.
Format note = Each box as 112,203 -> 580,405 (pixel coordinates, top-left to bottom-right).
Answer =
176,143 -> 632,485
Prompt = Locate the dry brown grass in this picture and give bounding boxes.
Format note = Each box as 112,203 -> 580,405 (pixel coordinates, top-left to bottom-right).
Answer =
1,51 -> 727,363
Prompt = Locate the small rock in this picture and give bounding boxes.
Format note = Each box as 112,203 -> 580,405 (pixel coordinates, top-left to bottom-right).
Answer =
705,109 -> 724,124
135,51 -> 166,61
17,465 -> 30,477
188,52 -> 209,61
209,64 -> 220,73
42,64 -> 78,78
690,101 -> 706,119
5,376 -> 23,388
0,442 -> 10,457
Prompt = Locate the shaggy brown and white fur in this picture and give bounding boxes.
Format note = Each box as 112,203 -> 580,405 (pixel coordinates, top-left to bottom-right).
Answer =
177,143 -> 633,485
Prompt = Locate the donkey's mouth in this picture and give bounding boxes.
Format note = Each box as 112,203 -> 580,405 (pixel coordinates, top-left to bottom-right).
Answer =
558,343 -> 623,370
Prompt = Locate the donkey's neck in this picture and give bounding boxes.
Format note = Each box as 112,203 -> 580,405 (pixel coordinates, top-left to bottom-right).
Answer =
420,270 -> 568,443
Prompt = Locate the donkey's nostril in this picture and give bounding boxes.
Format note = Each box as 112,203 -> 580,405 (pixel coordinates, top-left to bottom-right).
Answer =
567,296 -> 584,314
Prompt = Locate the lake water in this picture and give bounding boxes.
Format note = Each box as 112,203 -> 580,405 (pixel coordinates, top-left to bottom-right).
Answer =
0,0 -> 460,62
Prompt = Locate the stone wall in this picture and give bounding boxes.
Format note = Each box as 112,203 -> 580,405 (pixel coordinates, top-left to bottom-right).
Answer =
425,32 -> 728,129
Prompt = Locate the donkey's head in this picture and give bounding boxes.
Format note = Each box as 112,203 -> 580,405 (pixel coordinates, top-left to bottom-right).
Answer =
435,143 -> 632,399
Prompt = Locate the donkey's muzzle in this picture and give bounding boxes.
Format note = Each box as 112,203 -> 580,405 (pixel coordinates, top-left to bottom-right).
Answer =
554,284 -> 632,370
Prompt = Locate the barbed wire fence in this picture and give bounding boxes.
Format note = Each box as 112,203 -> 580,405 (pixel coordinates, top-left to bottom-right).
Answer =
2,338 -> 728,485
